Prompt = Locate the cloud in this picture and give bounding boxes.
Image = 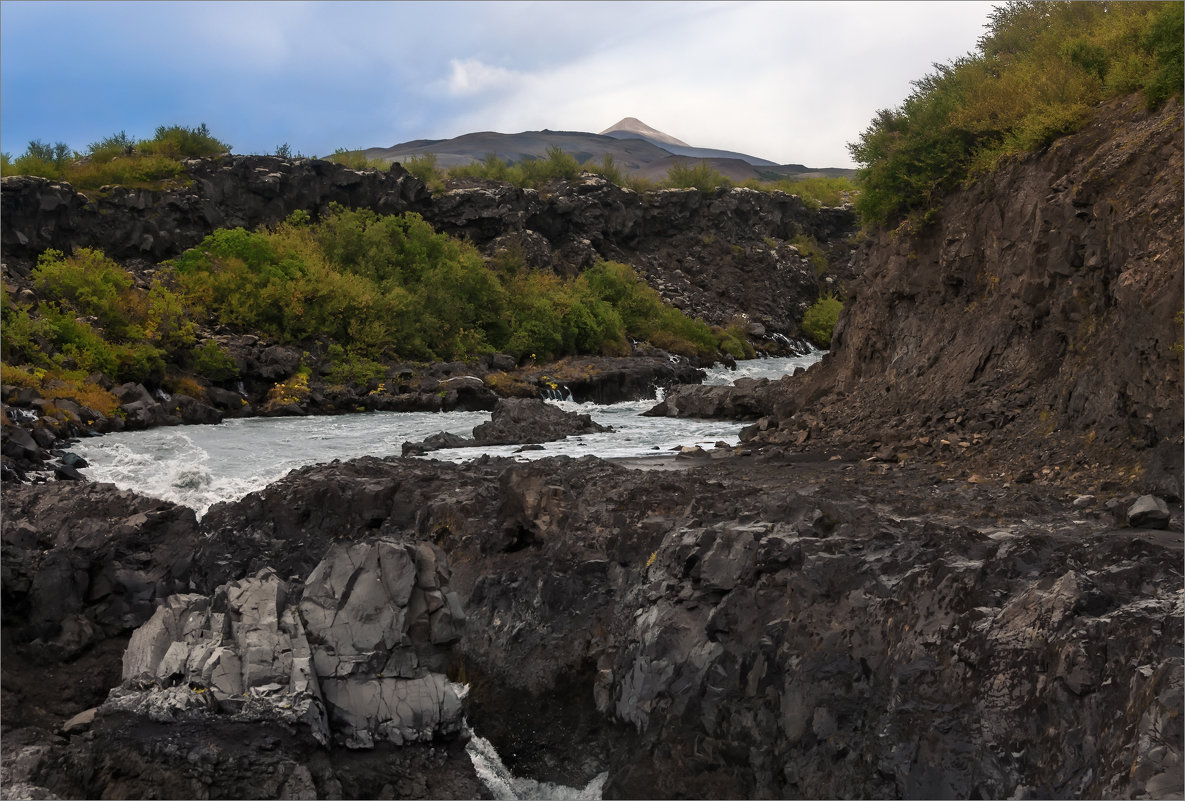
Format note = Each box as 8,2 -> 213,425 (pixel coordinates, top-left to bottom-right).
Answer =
423,1 -> 996,167
446,59 -> 525,97
0,1 -> 998,167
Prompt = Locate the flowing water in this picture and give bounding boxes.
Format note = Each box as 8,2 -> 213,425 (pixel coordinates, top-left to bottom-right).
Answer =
67,352 -> 822,799
71,353 -> 822,518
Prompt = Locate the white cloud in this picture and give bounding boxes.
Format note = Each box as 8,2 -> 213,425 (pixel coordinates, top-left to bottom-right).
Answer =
421,1 -> 996,167
446,59 -> 526,97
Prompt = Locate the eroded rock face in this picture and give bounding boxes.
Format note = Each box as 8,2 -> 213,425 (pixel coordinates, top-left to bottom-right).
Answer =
110,538 -> 467,751
747,95 -> 1184,496
3,454 -> 1182,798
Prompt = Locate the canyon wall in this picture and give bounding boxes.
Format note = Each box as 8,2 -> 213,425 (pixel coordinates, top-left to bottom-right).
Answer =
741,94 -> 1182,494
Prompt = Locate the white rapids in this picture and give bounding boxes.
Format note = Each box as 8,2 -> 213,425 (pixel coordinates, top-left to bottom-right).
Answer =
70,352 -> 823,518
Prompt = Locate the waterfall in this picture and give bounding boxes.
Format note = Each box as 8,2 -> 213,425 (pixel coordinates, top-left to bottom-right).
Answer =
466,734 -> 606,800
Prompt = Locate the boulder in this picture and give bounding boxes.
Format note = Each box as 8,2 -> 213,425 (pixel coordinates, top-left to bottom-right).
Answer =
1127,495 -> 1171,529
167,394 -> 223,425
113,383 -> 153,406
402,431 -> 474,456
472,398 -> 611,445
2,427 -> 44,462
109,537 -> 467,750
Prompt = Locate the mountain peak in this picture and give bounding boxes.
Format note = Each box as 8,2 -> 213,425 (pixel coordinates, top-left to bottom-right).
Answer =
599,117 -> 690,148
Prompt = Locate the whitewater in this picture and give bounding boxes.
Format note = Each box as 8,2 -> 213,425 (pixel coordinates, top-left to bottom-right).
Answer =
70,354 -> 821,520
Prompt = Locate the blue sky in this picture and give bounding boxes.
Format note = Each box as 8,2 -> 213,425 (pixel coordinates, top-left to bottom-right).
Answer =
1,1 -> 996,168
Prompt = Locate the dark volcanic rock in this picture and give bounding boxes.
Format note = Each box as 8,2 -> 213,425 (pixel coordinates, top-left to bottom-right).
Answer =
1,482 -> 200,654
745,95 -> 1184,495
402,398 -> 612,455
472,398 -> 611,445
0,157 -> 430,267
644,376 -> 793,420
3,455 -> 1182,798
1128,494 -> 1172,529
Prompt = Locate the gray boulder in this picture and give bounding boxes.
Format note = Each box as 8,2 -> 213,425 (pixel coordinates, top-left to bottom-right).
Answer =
1127,495 -> 1171,529
110,537 -> 467,750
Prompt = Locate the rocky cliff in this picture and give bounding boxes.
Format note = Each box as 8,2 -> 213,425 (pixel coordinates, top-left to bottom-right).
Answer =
658,94 -> 1184,496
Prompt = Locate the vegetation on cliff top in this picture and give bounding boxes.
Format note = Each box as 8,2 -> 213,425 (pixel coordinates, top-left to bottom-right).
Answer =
0,123 -> 229,190
1,206 -> 748,402
850,0 -> 1184,227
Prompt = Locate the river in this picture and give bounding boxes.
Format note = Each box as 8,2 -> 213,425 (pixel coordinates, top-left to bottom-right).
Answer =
72,353 -> 822,518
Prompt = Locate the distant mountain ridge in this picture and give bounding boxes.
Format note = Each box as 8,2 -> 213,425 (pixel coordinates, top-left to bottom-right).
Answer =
361,118 -> 853,181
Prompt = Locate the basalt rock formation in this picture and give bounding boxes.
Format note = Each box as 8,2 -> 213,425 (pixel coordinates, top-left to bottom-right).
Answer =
3,454 -> 1180,799
652,94 -> 1185,498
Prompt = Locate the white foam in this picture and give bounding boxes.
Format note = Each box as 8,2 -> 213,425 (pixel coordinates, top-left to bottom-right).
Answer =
466,734 -> 606,801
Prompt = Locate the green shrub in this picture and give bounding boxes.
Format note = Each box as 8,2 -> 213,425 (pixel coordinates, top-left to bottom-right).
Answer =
801,293 -> 843,348
403,153 -> 444,190
324,344 -> 386,386
790,233 -> 829,276
138,123 -> 229,158
0,123 -> 229,189
324,147 -> 389,171
31,249 -> 141,337
583,154 -> 626,186
664,160 -> 731,192
192,340 -> 239,381
849,1 -> 1183,227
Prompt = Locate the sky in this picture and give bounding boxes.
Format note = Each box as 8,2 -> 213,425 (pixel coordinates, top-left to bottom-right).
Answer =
0,1 -> 997,169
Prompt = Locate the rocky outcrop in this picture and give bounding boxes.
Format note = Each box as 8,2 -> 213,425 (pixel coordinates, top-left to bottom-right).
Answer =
113,538 -> 467,750
404,398 -> 612,455
645,95 -> 1184,497
0,157 -> 430,268
1,482 -> 484,799
8,452 -> 1175,798
643,375 -> 802,421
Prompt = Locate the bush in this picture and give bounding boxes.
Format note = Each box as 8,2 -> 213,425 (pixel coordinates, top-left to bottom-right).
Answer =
801,293 -> 843,348
1,363 -> 122,418
325,148 -> 389,171
192,340 -> 239,381
664,160 -> 731,192
849,1 -> 1183,227
402,153 -> 444,190
790,233 -> 829,276
0,123 -> 230,189
138,123 -> 229,158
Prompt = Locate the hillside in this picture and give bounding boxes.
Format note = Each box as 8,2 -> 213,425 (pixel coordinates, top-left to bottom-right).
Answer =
361,117 -> 850,179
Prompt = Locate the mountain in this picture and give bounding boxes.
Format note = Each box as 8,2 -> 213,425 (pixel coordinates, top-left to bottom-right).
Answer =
362,118 -> 850,179
600,117 -> 777,167
599,117 -> 690,147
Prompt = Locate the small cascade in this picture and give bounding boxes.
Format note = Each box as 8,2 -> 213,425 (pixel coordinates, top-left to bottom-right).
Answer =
466,734 -> 606,800
236,380 -> 247,396
10,408 -> 38,424
154,388 -> 172,403
540,385 -> 573,402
